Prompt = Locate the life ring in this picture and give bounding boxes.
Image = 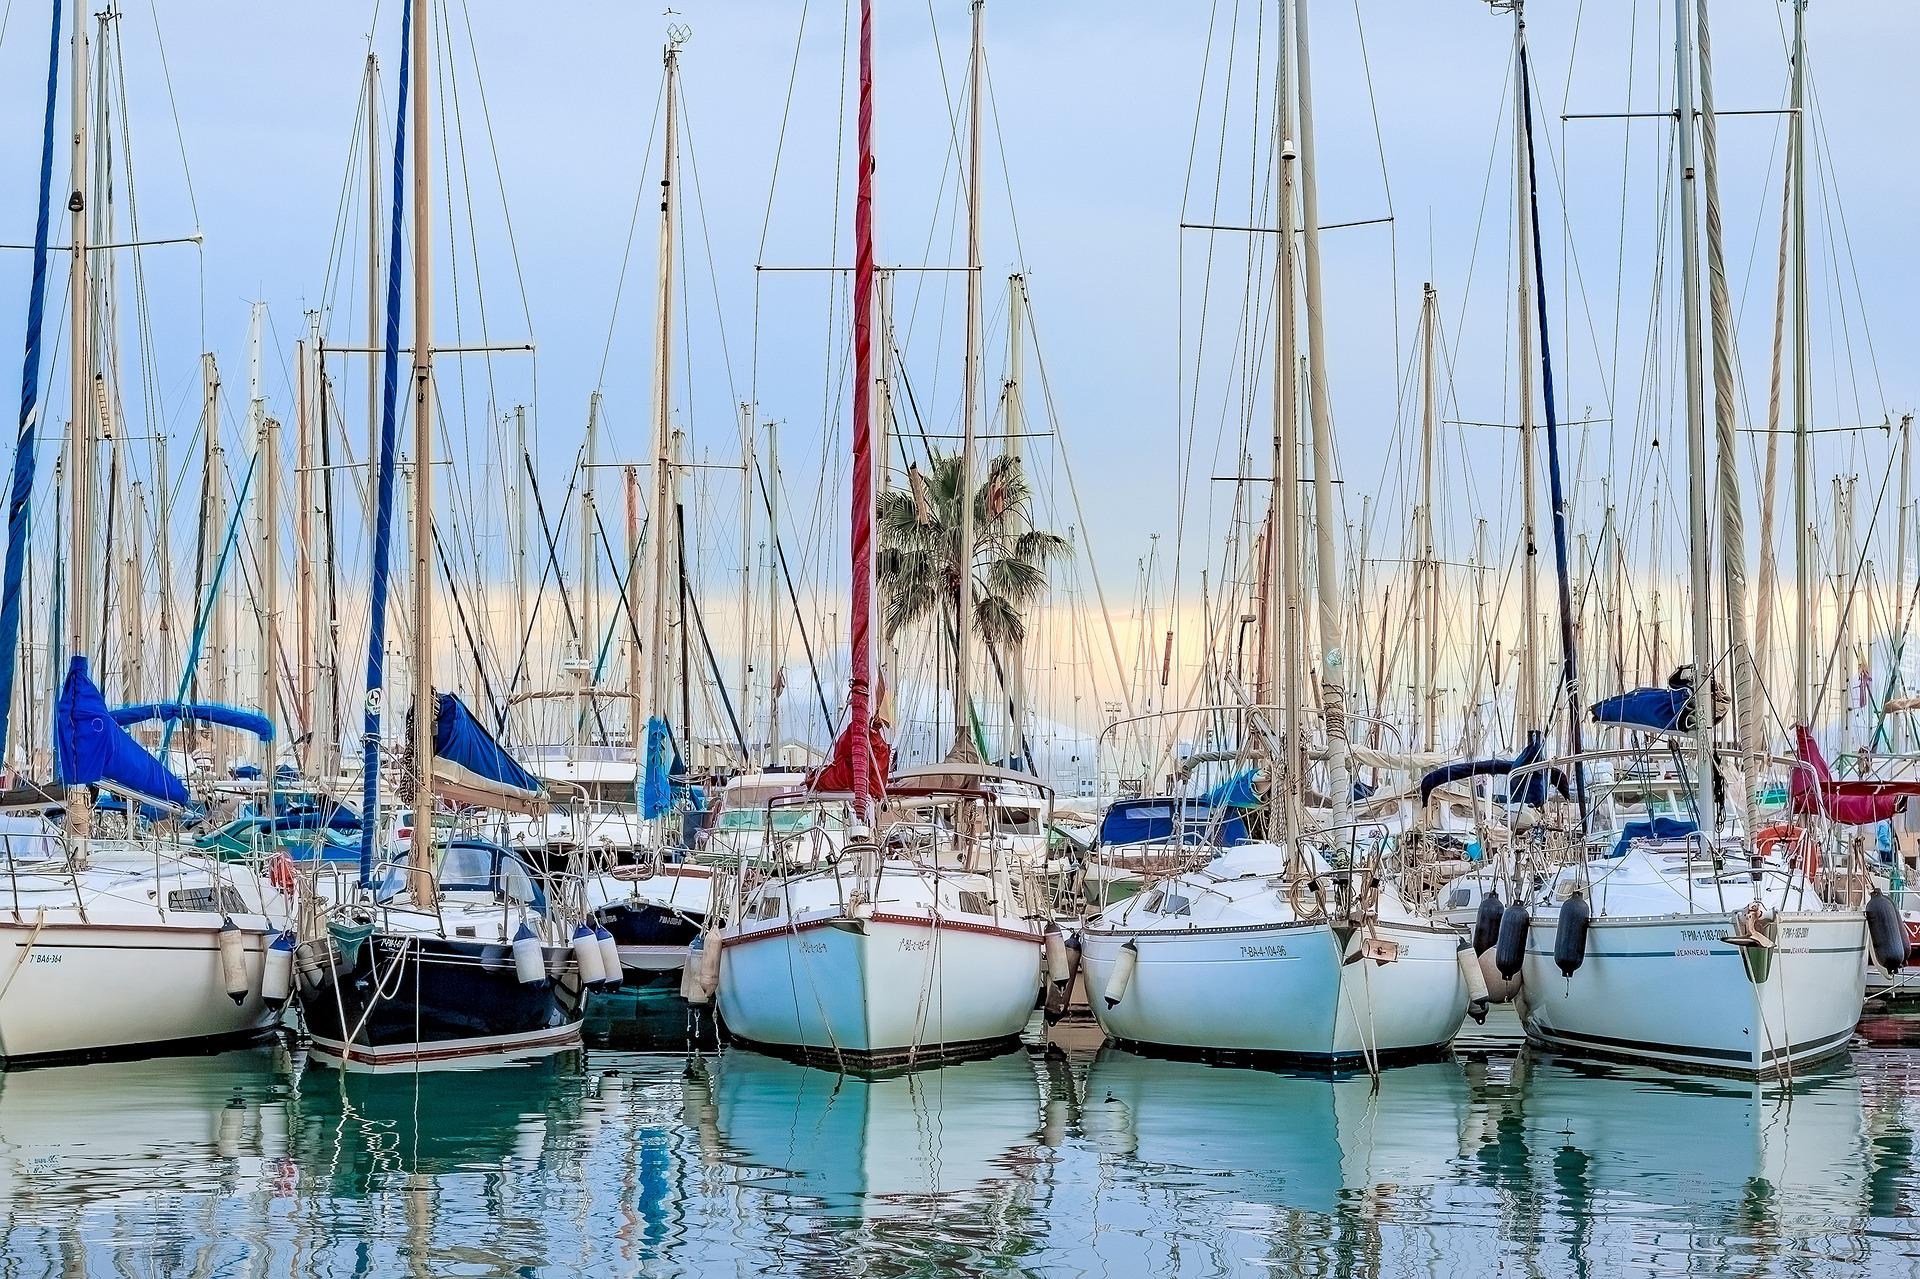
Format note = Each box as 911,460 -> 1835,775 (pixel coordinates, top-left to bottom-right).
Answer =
1753,823 -> 1817,875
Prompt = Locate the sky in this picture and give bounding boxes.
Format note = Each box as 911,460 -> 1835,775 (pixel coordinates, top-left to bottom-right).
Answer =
0,1 -> 1915,771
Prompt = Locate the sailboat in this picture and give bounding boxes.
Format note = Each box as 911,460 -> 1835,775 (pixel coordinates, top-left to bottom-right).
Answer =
1506,0 -> 1868,1077
0,2 -> 288,1065
1078,0 -> 1468,1066
290,0 -> 587,1071
710,0 -> 1045,1069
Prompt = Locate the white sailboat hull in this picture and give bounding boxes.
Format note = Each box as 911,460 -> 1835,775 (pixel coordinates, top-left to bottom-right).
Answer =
1521,911 -> 1867,1076
1080,918 -> 1468,1062
0,917 -> 278,1062
716,914 -> 1042,1066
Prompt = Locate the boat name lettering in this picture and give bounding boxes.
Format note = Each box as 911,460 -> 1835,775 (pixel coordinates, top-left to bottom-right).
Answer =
1674,947 -> 1713,957
898,938 -> 931,953
1239,944 -> 1288,958
1679,930 -> 1725,942
27,952 -> 59,965
799,942 -> 828,954
1782,926 -> 1809,939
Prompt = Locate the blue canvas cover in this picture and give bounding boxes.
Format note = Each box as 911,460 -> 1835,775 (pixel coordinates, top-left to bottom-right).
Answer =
426,691 -> 546,814
1590,686 -> 1691,734
112,700 -> 274,741
1419,732 -> 1567,808
1199,767 -> 1261,810
641,716 -> 673,820
56,656 -> 189,809
1099,797 -> 1250,848
1608,815 -> 1698,858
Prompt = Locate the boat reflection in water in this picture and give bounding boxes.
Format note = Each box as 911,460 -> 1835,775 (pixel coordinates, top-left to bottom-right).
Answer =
0,1047 -> 293,1274
695,1045 -> 1045,1270
1075,1046 -> 1893,1275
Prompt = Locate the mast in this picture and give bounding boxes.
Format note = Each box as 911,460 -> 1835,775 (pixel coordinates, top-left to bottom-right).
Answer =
1672,0 -> 1717,840
949,0 -> 986,763
1004,273 -> 1030,768
1694,0 -> 1757,820
120,482 -> 142,701
765,420 -> 781,767
1272,13 -> 1302,848
1290,0 -> 1351,823
249,302 -> 275,769
580,390 -> 600,750
647,34 -> 682,756
513,403 -> 528,657
64,10 -> 94,833
296,329 -> 314,773
1790,0 -> 1812,731
407,0 -> 435,893
848,0 -> 879,824
737,398 -> 753,749
364,53 -> 382,522
1513,4 -> 1540,735
1416,282 -> 1438,753
201,355 -> 227,722
626,464 -> 642,756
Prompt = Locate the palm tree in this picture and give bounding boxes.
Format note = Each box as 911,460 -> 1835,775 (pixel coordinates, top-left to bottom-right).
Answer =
876,451 -> 1069,759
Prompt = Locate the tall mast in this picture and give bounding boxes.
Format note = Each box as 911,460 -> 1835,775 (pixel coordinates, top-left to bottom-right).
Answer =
1272,9 -> 1301,847
364,53 -> 382,520
848,0 -> 879,823
62,11 -> 92,832
1417,282 -> 1439,753
1790,0 -> 1812,730
950,0 -> 986,762
1004,273 -> 1029,767
1673,0 -> 1717,840
581,390 -> 600,702
1514,5 -> 1540,735
1291,0 -> 1352,823
513,403 -> 528,660
1694,0 -> 1757,817
407,0 -> 436,888
626,464 -> 642,755
764,420 -> 781,766
737,398 -> 754,748
296,330 -> 313,772
647,35 -> 682,741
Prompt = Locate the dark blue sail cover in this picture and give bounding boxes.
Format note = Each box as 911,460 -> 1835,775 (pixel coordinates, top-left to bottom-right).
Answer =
55,656 -> 189,808
0,0 -> 65,764
1199,767 -> 1261,810
112,701 -> 274,741
427,691 -> 545,814
1419,732 -> 1567,808
1590,686 -> 1691,734
1099,797 -> 1251,848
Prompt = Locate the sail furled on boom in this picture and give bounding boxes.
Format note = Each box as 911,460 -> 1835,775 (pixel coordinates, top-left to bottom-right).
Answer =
56,657 -> 189,810
413,691 -> 546,815
0,0 -> 65,767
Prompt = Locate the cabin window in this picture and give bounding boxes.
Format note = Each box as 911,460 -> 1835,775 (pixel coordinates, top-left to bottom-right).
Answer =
752,893 -> 783,922
1159,894 -> 1192,918
954,890 -> 993,916
999,812 -> 1042,836
1448,888 -> 1472,909
167,886 -> 247,915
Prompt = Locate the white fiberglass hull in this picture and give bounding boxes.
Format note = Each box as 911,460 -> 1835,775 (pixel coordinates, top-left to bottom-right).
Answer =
716,914 -> 1043,1066
1080,918 -> 1468,1063
1521,911 -> 1867,1076
0,917 -> 278,1062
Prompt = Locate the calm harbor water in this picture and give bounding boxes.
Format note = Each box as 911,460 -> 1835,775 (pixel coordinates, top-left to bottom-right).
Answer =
2,999 -> 1917,1277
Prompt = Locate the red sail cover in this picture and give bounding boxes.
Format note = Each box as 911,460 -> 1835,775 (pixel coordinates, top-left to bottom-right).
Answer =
1790,725 -> 1920,825
812,719 -> 892,798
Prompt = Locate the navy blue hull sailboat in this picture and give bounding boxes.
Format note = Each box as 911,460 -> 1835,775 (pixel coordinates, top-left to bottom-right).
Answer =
291,0 -> 584,1072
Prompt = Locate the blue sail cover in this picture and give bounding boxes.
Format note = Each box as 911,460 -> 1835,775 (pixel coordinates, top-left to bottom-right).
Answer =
55,656 -> 189,809
428,691 -> 546,814
112,701 -> 274,741
641,716 -> 673,820
1590,686 -> 1691,734
1099,797 -> 1251,848
1419,732 -> 1567,808
0,0 -> 64,765
1199,767 -> 1261,810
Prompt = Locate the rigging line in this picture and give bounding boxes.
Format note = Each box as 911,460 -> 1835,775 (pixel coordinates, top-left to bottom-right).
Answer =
1806,73 -> 1887,419
754,0 -> 812,264
503,449 -> 612,747
430,522 -> 499,727
593,76 -> 666,389
139,0 -> 203,342
674,80 -> 741,407
1345,0 -> 1400,430
749,454 -> 838,735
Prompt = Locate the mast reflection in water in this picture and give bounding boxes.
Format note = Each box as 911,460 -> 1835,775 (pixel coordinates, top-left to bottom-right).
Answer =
0,1020 -> 1914,1275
